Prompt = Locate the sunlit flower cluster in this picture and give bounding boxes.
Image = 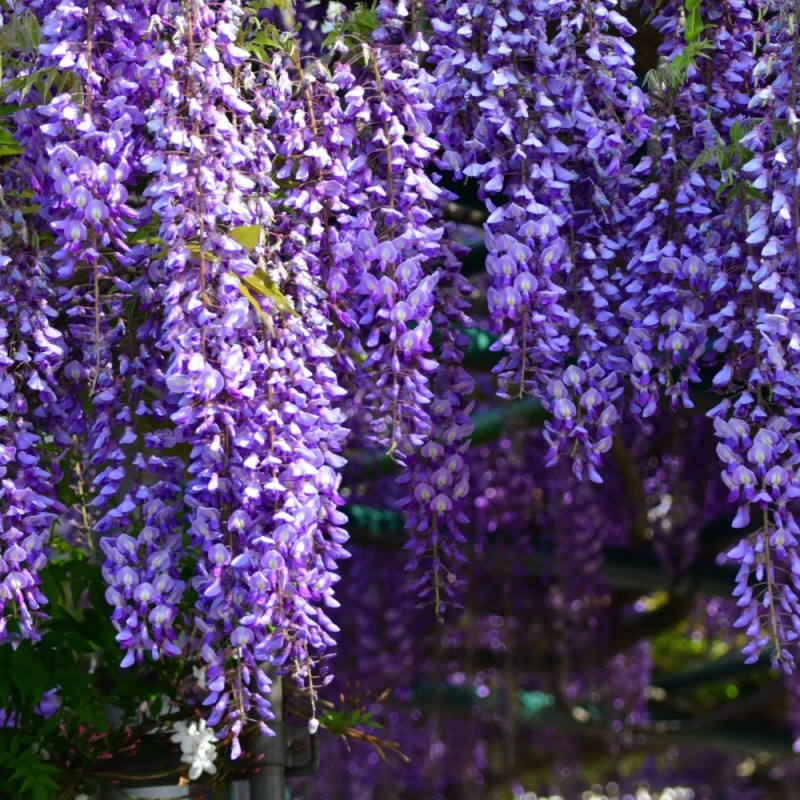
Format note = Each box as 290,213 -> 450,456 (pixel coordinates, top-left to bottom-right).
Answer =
1,0 -> 800,773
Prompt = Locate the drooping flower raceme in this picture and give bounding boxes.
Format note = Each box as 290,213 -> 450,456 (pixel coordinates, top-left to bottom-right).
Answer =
0,245 -> 65,643
4,0 -> 800,769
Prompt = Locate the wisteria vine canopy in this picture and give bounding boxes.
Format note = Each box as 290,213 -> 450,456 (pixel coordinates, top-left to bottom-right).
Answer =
3,0 -> 800,796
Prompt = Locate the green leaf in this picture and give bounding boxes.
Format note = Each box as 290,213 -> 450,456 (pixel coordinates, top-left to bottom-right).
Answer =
322,2 -> 379,50
229,224 -> 261,251
1,66 -> 84,105
0,103 -> 28,116
241,268 -> 297,316
10,642 -> 48,708
237,278 -> 275,335
348,4 -> 379,37
1,74 -> 35,101
248,0 -> 293,12
0,647 -> 12,707
684,5 -> 703,42
17,761 -> 60,800
320,706 -> 382,734
233,268 -> 299,335
647,39 -> 713,92
0,127 -> 22,156
0,11 -> 41,54
690,146 -> 719,172
185,242 -> 220,262
742,185 -> 768,202
248,24 -> 288,53
127,213 -> 163,245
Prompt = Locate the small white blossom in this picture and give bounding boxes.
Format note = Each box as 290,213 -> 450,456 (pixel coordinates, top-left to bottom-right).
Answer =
170,719 -> 218,781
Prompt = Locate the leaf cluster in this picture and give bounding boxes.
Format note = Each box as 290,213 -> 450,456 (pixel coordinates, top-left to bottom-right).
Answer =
683,0 -> 705,44
0,552 -> 193,798
644,39 -> 714,93
0,13 -> 82,106
321,2 -> 379,52
690,121 -> 769,202
320,707 -> 381,735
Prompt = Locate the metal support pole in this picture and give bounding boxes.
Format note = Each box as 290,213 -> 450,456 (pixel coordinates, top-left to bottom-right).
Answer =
249,675 -> 285,800
95,673 -> 320,799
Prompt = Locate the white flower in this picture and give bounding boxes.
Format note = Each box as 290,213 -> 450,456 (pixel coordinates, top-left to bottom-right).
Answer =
170,719 -> 218,781
187,743 -> 217,781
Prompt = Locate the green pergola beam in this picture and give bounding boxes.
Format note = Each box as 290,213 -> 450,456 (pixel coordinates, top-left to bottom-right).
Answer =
653,647 -> 775,691
345,503 -> 740,597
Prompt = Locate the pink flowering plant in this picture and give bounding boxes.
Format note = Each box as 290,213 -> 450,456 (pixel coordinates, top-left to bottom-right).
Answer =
3,0 -> 800,796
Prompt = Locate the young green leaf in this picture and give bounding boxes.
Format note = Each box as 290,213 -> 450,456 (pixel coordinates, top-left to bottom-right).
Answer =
229,224 -> 261,252
241,267 -> 297,316
0,127 -> 22,156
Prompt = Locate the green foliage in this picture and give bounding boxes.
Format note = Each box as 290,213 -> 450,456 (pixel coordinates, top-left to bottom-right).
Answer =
0,550 -> 194,798
0,12 -> 47,163
345,503 -> 405,537
643,1 -> 714,93
241,269 -> 295,317
227,228 -> 300,327
229,224 -> 262,252
245,0 -> 293,12
0,746 -> 60,800
650,623 -> 774,718
246,23 -> 293,62
684,0 -> 705,43
320,707 -> 381,735
461,327 -> 498,367
232,263 -> 297,336
0,12 -> 78,109
5,643 -> 49,708
1,66 -> 84,106
321,2 -> 379,51
0,11 -> 79,105
644,39 -> 714,93
127,213 -> 164,247
651,621 -> 732,673
689,121 -> 769,202
0,11 -> 41,55
0,126 -> 22,157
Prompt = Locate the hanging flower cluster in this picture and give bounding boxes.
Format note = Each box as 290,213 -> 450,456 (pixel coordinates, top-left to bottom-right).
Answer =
2,0 -> 800,773
418,0 -> 800,668
0,0 -> 476,754
633,0 -> 800,670
422,0 -> 654,482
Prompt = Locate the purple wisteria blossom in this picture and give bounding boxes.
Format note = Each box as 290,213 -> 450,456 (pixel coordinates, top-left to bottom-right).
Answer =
0,247 -> 65,643
4,0 -> 800,772
422,0 -> 654,482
